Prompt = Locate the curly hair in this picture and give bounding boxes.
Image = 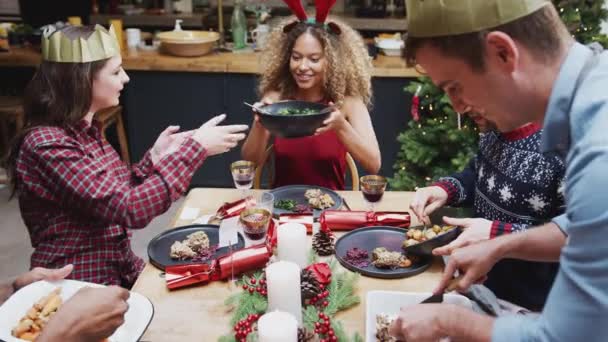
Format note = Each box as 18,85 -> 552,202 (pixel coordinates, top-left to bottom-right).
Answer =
259,17 -> 372,107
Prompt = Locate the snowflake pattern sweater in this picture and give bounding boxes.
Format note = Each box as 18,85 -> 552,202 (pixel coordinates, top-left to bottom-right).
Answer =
435,123 -> 565,311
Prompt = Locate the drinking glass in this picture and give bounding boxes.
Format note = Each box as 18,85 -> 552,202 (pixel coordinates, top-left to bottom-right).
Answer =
360,175 -> 387,212
231,160 -> 255,198
239,192 -> 274,242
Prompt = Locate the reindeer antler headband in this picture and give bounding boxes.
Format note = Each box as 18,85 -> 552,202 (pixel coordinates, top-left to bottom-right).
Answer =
282,0 -> 341,35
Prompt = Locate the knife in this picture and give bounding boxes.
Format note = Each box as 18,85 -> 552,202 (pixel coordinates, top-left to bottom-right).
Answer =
419,274 -> 463,304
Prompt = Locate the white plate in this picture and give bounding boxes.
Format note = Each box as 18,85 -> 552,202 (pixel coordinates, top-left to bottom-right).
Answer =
366,291 -> 472,342
0,279 -> 154,342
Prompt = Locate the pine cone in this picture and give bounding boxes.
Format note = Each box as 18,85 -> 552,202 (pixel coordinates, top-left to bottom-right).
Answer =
297,327 -> 315,342
313,230 -> 335,256
300,269 -> 321,300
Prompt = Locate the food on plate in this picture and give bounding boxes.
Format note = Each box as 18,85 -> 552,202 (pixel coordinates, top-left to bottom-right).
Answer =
274,199 -> 297,211
402,224 -> 457,248
170,231 -> 211,260
371,247 -> 412,269
276,107 -> 317,115
304,188 -> 335,210
12,288 -> 62,341
343,247 -> 370,268
376,313 -> 397,342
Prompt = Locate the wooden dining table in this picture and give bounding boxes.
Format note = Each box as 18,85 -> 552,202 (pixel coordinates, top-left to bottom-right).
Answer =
131,188 -> 445,341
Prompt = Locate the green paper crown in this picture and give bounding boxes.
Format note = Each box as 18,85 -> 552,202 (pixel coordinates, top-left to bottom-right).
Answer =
407,0 -> 551,38
42,24 -> 120,63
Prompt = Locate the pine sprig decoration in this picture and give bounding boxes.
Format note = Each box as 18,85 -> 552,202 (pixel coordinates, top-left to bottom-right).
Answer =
225,272 -> 268,326
223,260 -> 362,342
324,269 -> 360,317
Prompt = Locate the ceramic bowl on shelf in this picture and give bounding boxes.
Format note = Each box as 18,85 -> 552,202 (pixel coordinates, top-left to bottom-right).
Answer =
374,38 -> 404,57
157,30 -> 220,57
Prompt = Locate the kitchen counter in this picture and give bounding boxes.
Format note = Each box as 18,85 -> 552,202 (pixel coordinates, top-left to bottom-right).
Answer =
0,47 -> 419,78
90,11 -> 407,32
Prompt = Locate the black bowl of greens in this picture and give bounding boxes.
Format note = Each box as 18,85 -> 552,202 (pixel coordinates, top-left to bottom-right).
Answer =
251,100 -> 333,138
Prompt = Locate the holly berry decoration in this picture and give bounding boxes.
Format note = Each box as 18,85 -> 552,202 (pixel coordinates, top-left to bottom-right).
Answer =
233,313 -> 260,342
242,275 -> 267,297
314,312 -> 337,342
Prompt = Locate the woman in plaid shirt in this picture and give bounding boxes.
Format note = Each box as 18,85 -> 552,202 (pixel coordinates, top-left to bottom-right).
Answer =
5,25 -> 248,288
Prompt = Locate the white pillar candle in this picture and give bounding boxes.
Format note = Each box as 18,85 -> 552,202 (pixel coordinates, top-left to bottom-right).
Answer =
277,223 -> 308,269
257,310 -> 298,342
265,261 -> 302,325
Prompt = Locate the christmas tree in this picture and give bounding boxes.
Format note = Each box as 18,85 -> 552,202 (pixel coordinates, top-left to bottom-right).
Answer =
390,0 -> 608,191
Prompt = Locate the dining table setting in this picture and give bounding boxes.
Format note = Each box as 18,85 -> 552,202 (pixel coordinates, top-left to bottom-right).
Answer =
129,182 -> 473,342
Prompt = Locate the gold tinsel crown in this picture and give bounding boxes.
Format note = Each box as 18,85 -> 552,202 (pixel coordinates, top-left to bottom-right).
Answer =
407,0 -> 551,38
42,24 -> 120,63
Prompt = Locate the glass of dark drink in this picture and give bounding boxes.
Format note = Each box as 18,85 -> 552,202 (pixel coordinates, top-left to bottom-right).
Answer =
360,175 -> 387,212
231,160 -> 255,198
239,207 -> 272,241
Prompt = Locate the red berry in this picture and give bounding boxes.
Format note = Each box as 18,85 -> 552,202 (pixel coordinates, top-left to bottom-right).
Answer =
242,284 -> 248,290
260,279 -> 266,285
323,301 -> 329,307
319,284 -> 325,290
323,291 -> 329,297
251,278 -> 257,284
248,288 -> 254,294
331,336 -> 337,342
328,329 -> 334,336
234,326 -> 239,332
324,318 -> 330,325
261,290 -> 267,296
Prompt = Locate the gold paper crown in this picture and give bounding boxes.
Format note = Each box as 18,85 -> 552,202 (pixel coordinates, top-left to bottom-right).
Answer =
407,0 -> 551,38
42,24 -> 121,63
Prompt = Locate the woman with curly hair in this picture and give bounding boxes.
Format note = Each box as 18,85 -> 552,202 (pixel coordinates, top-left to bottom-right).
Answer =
241,0 -> 381,190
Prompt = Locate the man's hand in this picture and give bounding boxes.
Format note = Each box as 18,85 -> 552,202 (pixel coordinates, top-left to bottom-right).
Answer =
389,304 -> 494,342
388,303 -> 448,341
410,186 -> 449,225
39,286 -> 130,342
433,217 -> 493,256
434,238 -> 504,293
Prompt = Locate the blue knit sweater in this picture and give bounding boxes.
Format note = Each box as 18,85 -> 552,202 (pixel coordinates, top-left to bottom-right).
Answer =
435,123 -> 565,310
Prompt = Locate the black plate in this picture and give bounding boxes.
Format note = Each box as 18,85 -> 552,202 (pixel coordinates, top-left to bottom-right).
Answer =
269,185 -> 343,216
147,224 -> 246,270
335,226 -> 431,279
254,100 -> 332,138
403,207 -> 473,256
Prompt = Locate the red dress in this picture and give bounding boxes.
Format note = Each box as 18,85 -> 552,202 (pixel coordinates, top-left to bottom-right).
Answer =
273,131 -> 347,190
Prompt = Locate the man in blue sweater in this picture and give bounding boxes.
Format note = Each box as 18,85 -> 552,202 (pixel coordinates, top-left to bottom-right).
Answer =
411,112 -> 564,311
390,0 -> 608,341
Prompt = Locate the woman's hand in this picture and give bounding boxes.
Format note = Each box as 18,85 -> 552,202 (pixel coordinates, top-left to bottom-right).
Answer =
191,114 -> 249,156
252,97 -> 275,125
315,102 -> 348,135
150,125 -> 194,164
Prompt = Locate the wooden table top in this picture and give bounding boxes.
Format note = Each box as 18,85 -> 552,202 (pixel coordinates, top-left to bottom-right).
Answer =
0,47 -> 419,78
131,188 -> 443,341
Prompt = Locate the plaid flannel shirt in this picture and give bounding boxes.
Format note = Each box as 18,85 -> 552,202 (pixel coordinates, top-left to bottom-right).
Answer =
16,120 -> 206,287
